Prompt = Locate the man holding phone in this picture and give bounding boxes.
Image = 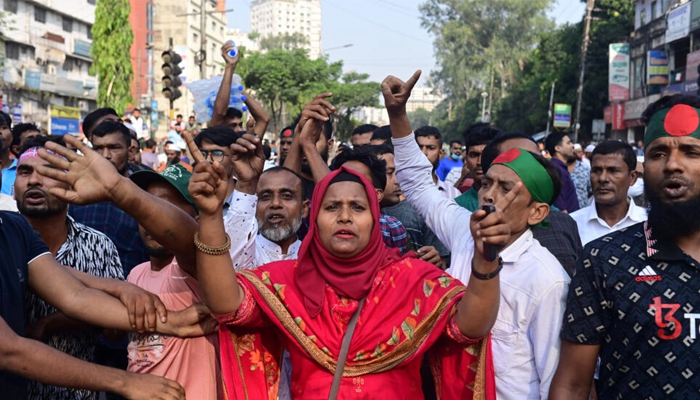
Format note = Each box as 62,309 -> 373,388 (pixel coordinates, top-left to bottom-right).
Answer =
384,70 -> 571,400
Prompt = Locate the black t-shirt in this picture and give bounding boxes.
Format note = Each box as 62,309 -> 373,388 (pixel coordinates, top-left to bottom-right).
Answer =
0,211 -> 50,399
561,221 -> 700,398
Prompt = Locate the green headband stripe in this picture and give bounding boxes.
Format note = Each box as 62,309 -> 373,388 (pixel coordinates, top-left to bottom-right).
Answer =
493,148 -> 554,204
644,105 -> 700,147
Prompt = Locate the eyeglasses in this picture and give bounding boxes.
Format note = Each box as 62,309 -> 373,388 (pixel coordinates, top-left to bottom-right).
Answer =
200,149 -> 228,163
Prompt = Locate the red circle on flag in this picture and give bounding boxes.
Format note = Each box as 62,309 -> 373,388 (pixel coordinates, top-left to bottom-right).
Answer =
282,129 -> 293,137
664,105 -> 700,137
494,147 -> 522,164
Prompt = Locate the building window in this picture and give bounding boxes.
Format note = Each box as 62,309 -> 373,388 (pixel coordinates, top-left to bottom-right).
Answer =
87,0 -> 96,4
63,17 -> 73,32
88,25 -> 93,40
193,33 -> 199,43
5,42 -> 19,60
651,1 -> 657,20
35,7 -> 47,23
4,0 -> 18,13
63,58 -> 74,72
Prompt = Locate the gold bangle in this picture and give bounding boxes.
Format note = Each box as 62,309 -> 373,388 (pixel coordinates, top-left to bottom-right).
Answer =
194,232 -> 231,256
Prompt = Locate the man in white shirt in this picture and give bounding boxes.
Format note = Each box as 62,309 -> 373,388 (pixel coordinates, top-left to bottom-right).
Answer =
129,109 -> 147,141
570,141 -> 647,246
383,71 -> 570,399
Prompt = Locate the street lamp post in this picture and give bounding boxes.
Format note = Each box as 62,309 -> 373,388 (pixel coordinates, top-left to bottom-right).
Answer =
481,92 -> 489,123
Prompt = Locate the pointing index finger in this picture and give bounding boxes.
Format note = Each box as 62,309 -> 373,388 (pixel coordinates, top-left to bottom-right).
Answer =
183,131 -> 205,164
404,70 -> 422,92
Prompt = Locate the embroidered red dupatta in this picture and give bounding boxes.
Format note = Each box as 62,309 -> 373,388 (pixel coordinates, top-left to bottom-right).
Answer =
219,257 -> 496,400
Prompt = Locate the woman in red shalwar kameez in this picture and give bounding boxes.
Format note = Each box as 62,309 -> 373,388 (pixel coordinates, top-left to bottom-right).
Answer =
190,155 -> 515,399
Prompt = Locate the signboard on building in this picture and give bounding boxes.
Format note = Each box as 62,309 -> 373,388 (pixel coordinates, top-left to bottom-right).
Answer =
604,106 -> 612,124
50,105 -> 80,136
667,2 -> 691,43
692,0 -> 700,31
612,103 -> 625,130
553,103 -> 572,129
647,50 -> 669,85
687,49 -> 700,82
609,44 -> 630,101
661,83 -> 684,97
624,94 -> 661,121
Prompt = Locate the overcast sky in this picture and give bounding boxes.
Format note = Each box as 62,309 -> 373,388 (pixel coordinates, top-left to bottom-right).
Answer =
225,0 -> 586,86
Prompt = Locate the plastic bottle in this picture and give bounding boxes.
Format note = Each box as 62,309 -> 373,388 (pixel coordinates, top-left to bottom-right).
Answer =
186,74 -> 248,124
225,40 -> 238,58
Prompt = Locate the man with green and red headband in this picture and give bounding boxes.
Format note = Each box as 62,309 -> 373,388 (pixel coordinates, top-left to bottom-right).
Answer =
551,95 -> 700,399
384,71 -> 571,400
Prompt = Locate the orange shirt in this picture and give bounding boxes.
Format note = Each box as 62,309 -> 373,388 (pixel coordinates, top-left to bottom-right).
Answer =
127,261 -> 220,400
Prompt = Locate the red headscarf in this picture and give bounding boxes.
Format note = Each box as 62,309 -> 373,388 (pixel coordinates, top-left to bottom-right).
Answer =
295,167 -> 404,317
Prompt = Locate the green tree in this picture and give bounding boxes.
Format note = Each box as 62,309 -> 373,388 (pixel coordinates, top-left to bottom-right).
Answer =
90,0 -> 134,112
408,108 -> 432,129
323,71 -> 381,140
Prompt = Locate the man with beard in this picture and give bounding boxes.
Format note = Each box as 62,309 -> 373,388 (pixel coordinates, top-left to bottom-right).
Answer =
570,141 -> 646,246
127,164 -> 219,400
550,96 -> 700,399
13,136 -> 124,400
453,123 -> 499,211
158,143 -> 192,173
415,125 -> 465,199
69,121 -> 149,276
545,131 -> 579,213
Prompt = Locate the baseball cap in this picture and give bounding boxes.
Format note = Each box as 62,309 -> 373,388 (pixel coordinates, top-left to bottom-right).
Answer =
584,144 -> 596,152
130,164 -> 195,207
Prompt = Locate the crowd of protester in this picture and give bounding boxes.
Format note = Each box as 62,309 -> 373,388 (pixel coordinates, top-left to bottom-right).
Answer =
1,41 -> 699,400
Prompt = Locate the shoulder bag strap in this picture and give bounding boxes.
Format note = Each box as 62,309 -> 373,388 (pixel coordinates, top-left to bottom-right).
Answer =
327,297 -> 365,400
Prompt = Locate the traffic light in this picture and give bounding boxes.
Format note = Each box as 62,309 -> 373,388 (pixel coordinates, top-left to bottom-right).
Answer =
161,49 -> 183,101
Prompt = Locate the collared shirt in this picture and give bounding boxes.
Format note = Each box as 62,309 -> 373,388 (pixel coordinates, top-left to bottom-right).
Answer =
69,201 -> 148,276
436,178 -> 461,199
454,186 -> 479,211
26,216 -> 123,400
393,134 -> 570,399
550,157 -> 580,213
561,222 -> 700,398
0,193 -> 17,212
129,116 -> 147,140
570,198 -> 647,245
1,158 -> 18,196
0,211 -> 50,399
570,160 -> 592,209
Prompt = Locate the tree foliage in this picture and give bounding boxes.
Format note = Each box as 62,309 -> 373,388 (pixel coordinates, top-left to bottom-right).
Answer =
90,0 -> 134,112
259,32 -> 309,52
239,49 -> 380,137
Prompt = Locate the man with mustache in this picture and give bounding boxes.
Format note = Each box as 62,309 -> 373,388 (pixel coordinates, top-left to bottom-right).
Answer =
551,96 -> 700,399
569,141 -> 646,246
453,123 -> 499,210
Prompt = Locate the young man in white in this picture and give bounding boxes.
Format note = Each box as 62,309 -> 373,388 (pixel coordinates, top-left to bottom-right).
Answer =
383,71 -> 570,399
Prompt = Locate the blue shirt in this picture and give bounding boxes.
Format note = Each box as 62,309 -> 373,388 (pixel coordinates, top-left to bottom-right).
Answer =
435,156 -> 462,181
561,222 -> 700,398
0,211 -> 51,399
1,159 -> 18,196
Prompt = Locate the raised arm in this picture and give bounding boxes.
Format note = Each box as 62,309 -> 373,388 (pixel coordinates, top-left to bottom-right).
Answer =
0,315 -> 187,400
186,134 -> 261,314
283,93 -> 335,178
36,135 -> 199,278
210,42 -> 240,128
243,91 -> 270,139
382,72 -> 470,250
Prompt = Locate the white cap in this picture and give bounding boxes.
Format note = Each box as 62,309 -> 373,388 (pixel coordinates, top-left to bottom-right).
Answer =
574,143 -> 582,150
169,144 -> 182,152
584,144 -> 596,152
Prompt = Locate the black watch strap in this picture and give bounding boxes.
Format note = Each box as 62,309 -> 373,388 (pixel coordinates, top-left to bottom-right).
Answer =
471,257 -> 503,280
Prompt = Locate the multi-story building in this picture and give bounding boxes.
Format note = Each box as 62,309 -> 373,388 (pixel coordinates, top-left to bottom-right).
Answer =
129,0 -> 155,116
152,0 -> 228,137
405,87 -> 443,113
250,0 -> 322,59
1,0 -> 97,131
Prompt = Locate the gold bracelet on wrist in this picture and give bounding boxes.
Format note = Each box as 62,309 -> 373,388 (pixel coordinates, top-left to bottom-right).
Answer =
194,232 -> 231,256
